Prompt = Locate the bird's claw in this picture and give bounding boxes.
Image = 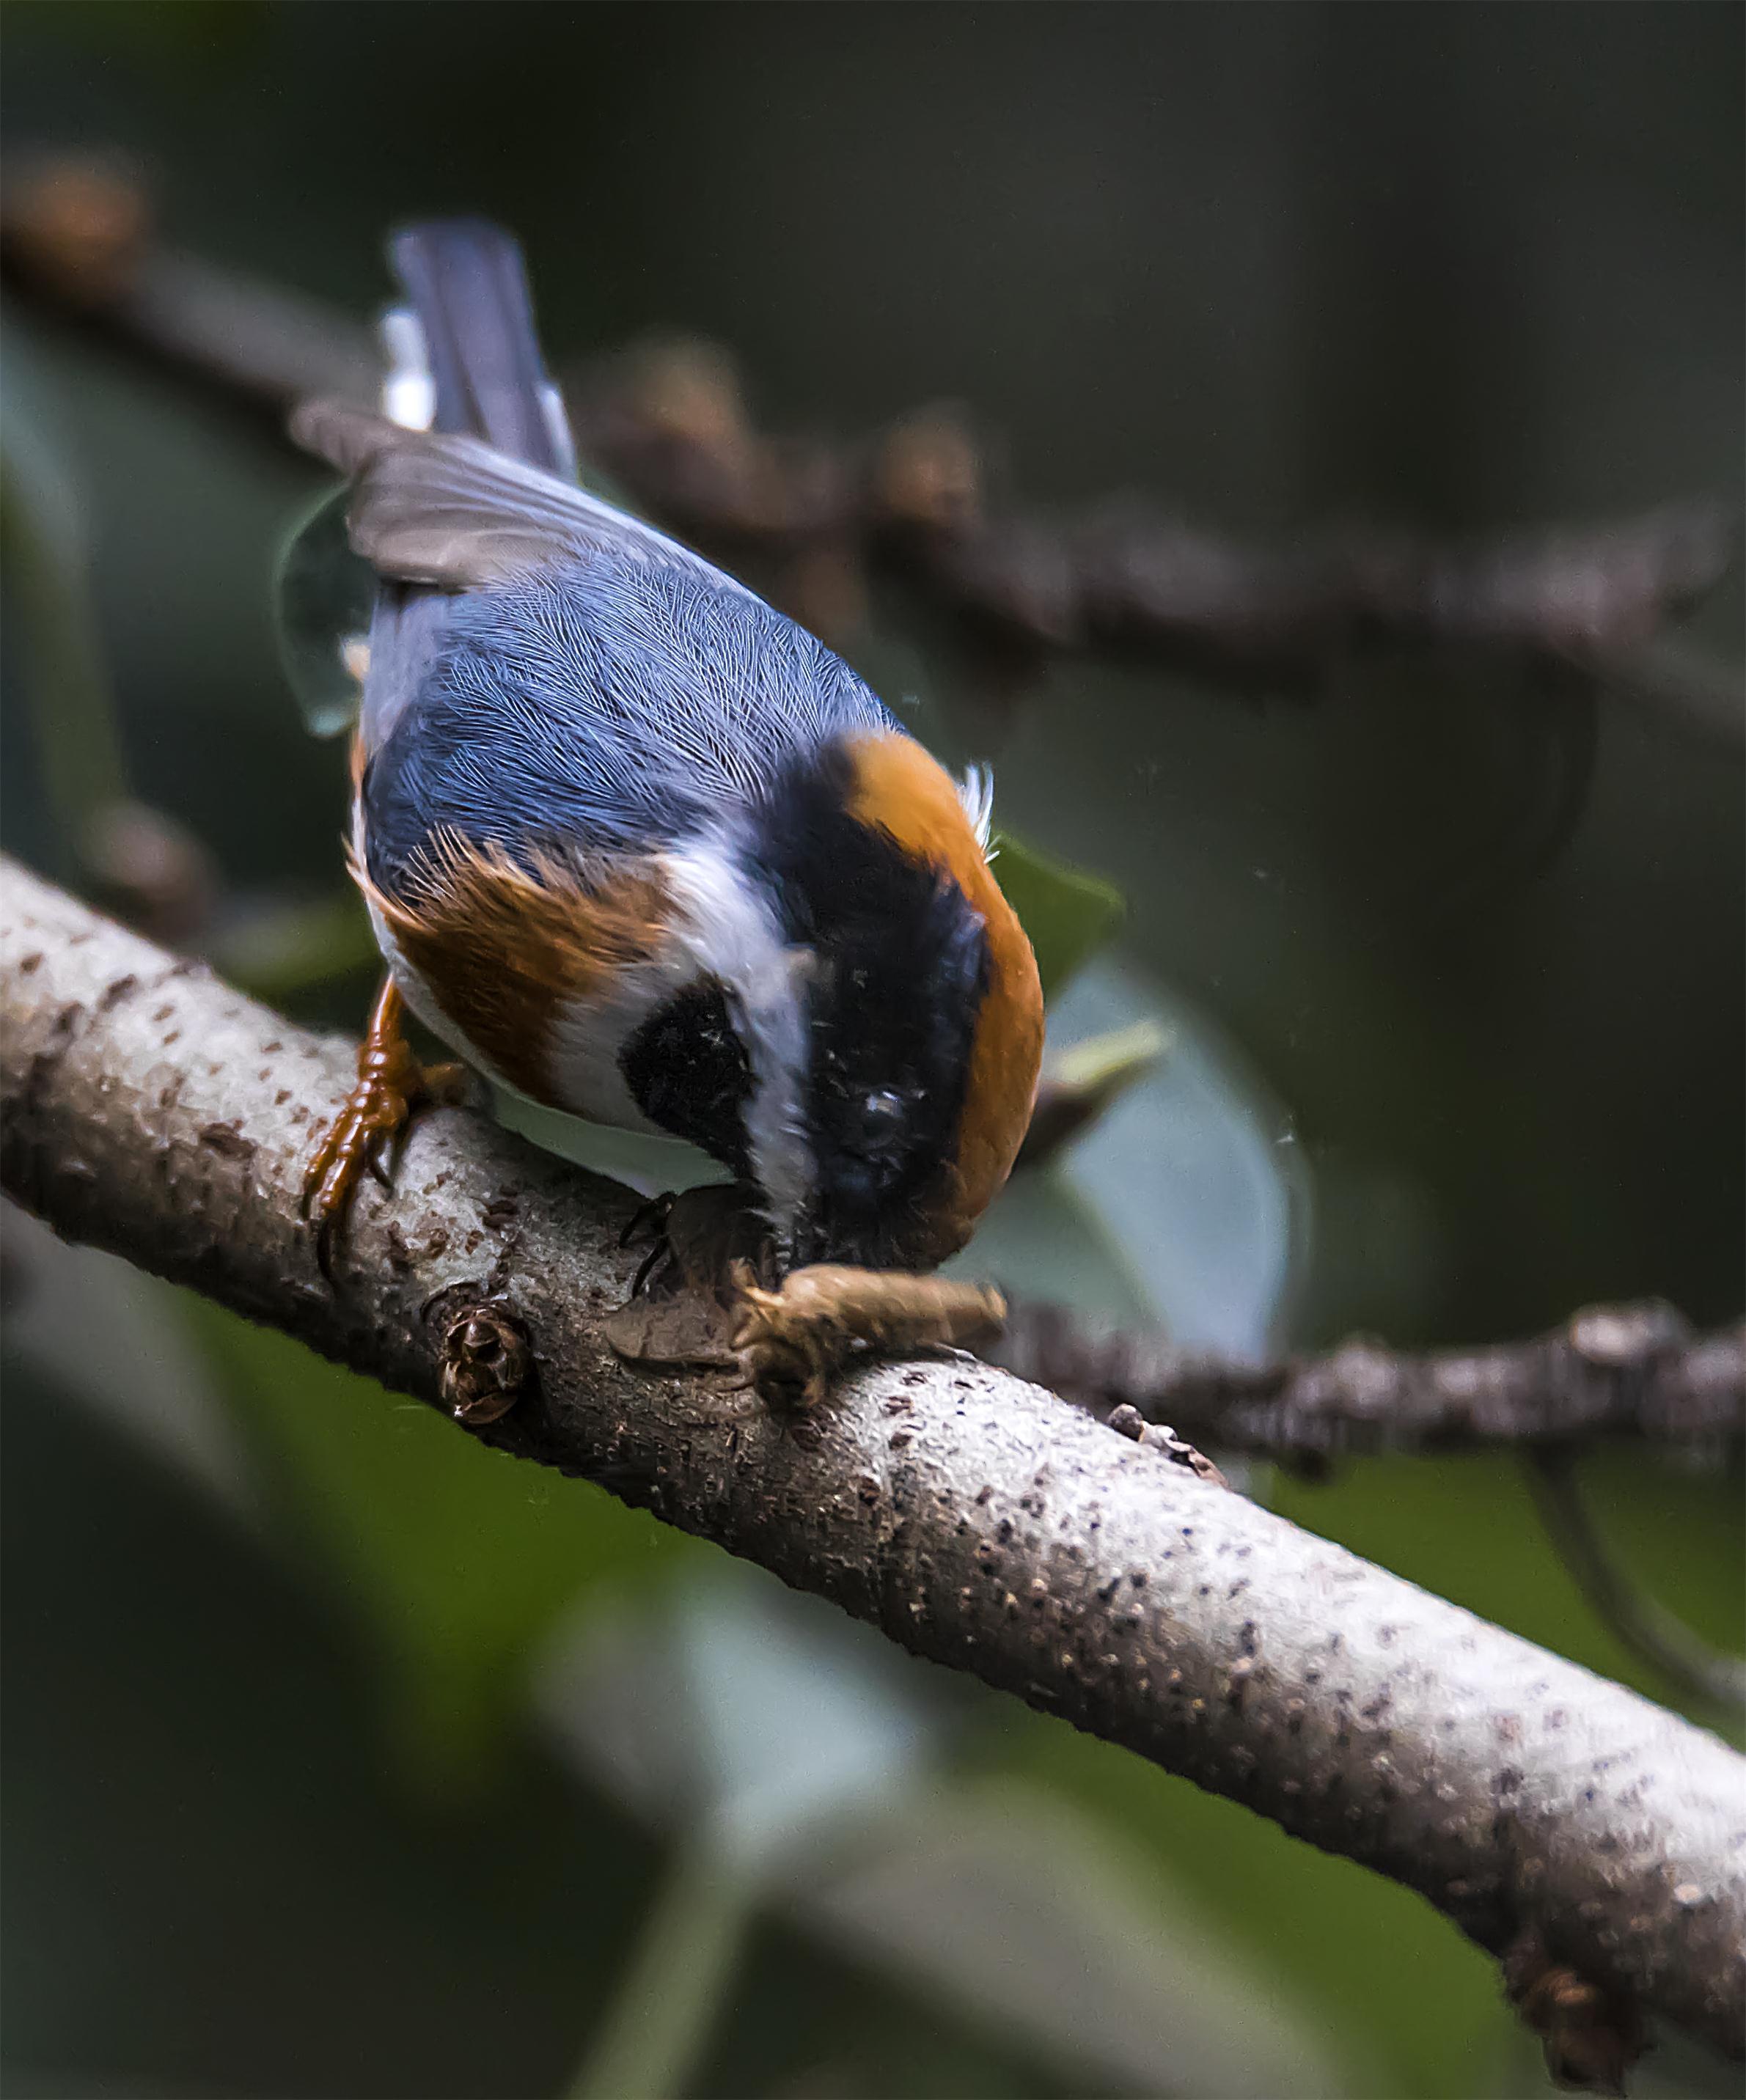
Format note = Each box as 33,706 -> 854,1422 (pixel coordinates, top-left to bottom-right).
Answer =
301,1065 -> 416,1275
620,1189 -> 678,1250
621,1190 -> 678,1296
300,978 -> 464,1284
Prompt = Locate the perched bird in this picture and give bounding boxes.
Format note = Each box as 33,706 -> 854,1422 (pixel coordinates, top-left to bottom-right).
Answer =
290,219 -> 1042,1274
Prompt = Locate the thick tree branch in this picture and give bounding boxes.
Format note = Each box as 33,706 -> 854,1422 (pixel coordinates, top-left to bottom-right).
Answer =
997,1306 -> 1746,1723
994,1300 -> 1746,1457
2,856 -> 1742,2073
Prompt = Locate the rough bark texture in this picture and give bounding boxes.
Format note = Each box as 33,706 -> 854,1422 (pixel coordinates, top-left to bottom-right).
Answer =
3,855 -> 1743,2064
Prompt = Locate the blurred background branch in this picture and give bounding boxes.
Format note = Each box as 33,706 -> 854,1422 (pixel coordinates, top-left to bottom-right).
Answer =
4,149 -> 1738,727
994,1296 -> 1746,1458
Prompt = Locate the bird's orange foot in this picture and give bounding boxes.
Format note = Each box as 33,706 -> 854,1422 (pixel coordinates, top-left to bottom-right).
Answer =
301,979 -> 465,1280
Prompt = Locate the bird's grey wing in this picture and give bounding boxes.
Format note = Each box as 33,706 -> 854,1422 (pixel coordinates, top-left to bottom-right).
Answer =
290,398 -> 758,599
287,219 -> 762,752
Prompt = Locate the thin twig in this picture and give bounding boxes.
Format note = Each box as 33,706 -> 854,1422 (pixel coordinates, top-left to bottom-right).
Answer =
992,1298 -> 1745,1456
1524,1448 -> 1746,1717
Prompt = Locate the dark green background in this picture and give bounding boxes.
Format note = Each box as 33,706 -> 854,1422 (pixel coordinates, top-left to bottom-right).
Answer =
2,6 -> 1741,2096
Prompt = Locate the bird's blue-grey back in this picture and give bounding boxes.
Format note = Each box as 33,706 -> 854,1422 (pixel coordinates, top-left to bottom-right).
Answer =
358,219 -> 895,899
364,562 -> 892,892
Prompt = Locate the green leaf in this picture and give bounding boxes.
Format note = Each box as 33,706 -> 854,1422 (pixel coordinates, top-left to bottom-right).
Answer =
989,830 -> 1124,1001
801,1777 -> 1351,2097
272,483 -> 375,740
208,886 -> 382,1004
182,1297 -> 691,1793
1036,957 -> 1306,1354
1002,1713 -> 1500,2100
272,452 -> 638,744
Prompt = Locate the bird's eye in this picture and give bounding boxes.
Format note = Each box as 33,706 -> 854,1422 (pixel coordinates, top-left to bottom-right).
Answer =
860,1087 -> 906,1133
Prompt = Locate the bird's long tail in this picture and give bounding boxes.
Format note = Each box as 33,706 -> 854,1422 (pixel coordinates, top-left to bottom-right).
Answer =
385,218 -> 576,478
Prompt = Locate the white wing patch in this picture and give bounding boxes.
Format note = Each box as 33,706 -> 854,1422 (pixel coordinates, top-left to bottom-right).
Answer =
380,308 -> 436,431
957,762 -> 995,856
537,835 -> 815,1249
662,840 -> 815,1236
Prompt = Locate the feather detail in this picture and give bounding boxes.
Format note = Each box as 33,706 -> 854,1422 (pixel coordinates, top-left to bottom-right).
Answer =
389,219 -> 576,475
380,307 -> 436,432
843,733 -> 1043,1252
288,400 -> 760,600
956,760 -> 995,855
351,827 -> 672,1106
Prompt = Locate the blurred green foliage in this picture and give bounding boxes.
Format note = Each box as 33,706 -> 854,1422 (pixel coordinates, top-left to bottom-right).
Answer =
987,834 -> 1125,1002
2,3 -> 1742,2097
186,1302 -> 690,1797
